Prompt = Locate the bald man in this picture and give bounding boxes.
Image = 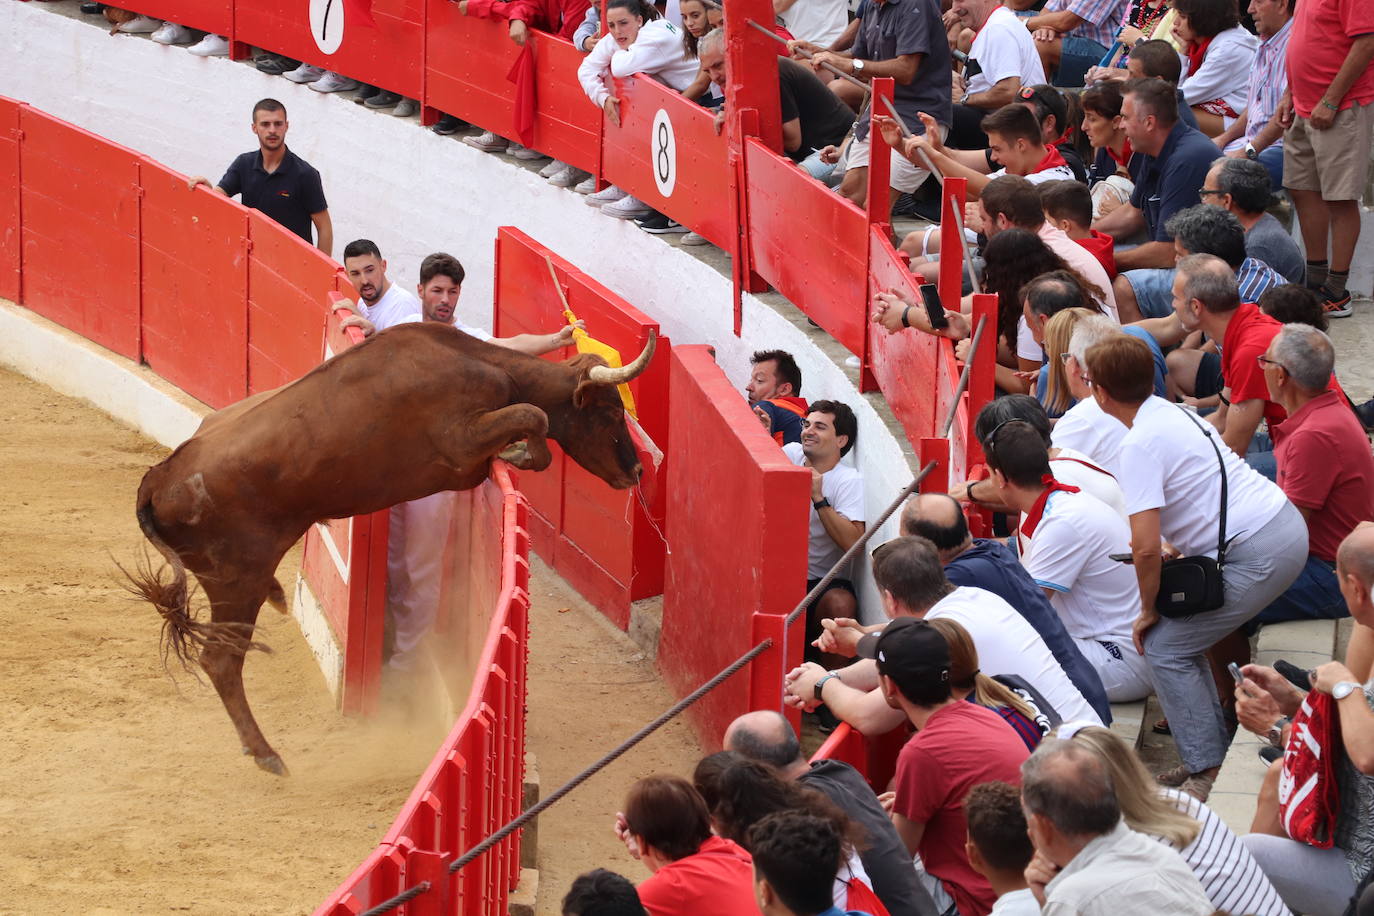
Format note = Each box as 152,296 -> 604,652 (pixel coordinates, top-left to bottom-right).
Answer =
891,494 -> 1110,722
1239,523 -> 1374,914
724,711 -> 939,916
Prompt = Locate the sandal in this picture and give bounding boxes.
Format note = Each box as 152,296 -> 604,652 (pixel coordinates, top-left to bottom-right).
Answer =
1179,770 -> 1217,802
1156,763 -> 1191,787
1151,718 -> 1172,735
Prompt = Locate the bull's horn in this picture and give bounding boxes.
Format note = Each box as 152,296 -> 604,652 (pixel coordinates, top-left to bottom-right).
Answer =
587,330 -> 657,386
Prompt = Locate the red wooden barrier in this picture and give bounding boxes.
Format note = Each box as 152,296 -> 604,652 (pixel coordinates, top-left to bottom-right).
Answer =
493,226 -> 669,627
234,0 -> 425,101
661,345 -> 809,747
0,96 -> 20,304
17,107 -> 141,361
139,161 -> 251,408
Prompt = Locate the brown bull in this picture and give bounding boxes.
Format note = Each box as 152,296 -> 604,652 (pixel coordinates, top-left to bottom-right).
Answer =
129,322 -> 655,775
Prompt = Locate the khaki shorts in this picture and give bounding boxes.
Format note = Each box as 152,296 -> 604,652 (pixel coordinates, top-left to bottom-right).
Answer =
841,123 -> 948,194
1283,101 -> 1374,200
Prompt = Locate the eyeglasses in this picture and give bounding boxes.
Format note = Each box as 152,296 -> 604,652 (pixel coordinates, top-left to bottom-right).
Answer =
981,418 -> 1036,464
1198,188 -> 1226,197
1256,355 -> 1286,371
1059,352 -> 1074,363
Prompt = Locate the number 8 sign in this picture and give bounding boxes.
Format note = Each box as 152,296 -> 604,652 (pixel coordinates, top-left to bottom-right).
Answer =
651,109 -> 677,198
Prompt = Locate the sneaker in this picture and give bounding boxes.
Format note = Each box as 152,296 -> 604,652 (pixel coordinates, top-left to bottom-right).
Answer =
150,21 -> 190,43
463,130 -> 509,153
585,184 -> 627,207
431,113 -> 469,135
1322,288 -> 1354,318
391,98 -> 418,117
573,174 -> 598,194
187,33 -> 229,56
636,211 -> 688,234
256,53 -> 299,75
508,143 -> 547,161
363,90 -> 402,109
352,83 -> 381,103
80,2 -> 104,13
548,165 -> 590,188
282,63 -> 325,83
601,194 -> 650,220
680,230 -> 708,246
310,70 -> 359,92
117,15 -> 162,33
539,159 -> 566,179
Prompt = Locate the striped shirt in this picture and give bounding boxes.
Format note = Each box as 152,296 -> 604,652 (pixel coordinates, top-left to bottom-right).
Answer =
1236,256 -> 1286,303
1244,19 -> 1292,148
1044,0 -> 1127,49
1159,789 -> 1289,916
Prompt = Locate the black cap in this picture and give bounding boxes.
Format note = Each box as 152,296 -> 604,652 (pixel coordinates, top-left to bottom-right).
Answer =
856,618 -> 951,691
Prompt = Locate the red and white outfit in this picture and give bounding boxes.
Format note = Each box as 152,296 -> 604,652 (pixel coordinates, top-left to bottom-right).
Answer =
1181,25 -> 1258,125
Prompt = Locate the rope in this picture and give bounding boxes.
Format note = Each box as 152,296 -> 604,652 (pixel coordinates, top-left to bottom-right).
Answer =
357,881 -> 431,916
745,20 -> 872,102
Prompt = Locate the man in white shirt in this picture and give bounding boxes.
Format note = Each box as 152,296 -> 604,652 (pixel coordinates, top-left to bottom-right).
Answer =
775,0 -> 848,49
782,400 -> 865,661
948,0 -> 1046,149
783,535 -> 1101,733
1022,740 -> 1212,915
1050,315 -> 1129,474
965,782 -> 1040,916
342,239 -> 421,331
984,420 -> 1152,701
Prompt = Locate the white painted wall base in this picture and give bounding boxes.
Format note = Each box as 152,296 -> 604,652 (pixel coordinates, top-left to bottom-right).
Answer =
2,0 -> 914,621
292,575 -> 344,701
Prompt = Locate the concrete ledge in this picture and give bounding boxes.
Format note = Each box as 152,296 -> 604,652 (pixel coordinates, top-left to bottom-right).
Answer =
291,574 -> 344,702
508,867 -> 539,916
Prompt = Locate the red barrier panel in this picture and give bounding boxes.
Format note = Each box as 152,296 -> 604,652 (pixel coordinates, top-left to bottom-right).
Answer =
234,0 -> 424,100
601,77 -> 735,250
0,97 -> 20,303
315,463 -> 530,916
17,107 -> 141,360
746,138 -> 869,359
493,226 -> 669,627
246,209 -> 344,393
661,345 -> 809,747
139,161 -> 250,408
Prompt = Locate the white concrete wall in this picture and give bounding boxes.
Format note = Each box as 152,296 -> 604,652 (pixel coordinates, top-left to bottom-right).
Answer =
1,1 -> 912,622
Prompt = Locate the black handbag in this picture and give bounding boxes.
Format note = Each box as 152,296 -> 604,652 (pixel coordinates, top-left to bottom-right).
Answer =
1155,408 -> 1229,618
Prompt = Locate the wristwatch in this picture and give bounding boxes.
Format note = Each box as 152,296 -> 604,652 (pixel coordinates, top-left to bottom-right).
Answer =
814,672 -> 843,702
813,497 -> 832,511
1333,680 -> 1363,701
1244,142 -> 1258,161
852,58 -> 866,74
1265,716 -> 1291,749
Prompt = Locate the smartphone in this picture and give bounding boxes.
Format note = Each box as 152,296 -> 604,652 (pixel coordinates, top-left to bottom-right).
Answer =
1108,552 -> 1134,564
1227,662 -> 1245,685
920,284 -> 948,330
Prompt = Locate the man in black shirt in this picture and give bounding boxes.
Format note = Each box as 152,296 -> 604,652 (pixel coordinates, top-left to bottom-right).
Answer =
724,710 -> 940,916
188,98 -> 332,256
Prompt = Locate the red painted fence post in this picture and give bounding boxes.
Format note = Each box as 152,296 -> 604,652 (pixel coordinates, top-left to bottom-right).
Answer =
865,78 -> 894,234
938,177 -> 967,312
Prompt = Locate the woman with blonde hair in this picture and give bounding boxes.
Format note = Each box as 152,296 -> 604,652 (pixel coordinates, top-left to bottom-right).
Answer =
928,617 -> 1058,750
1058,723 -> 1289,916
1038,306 -> 1098,417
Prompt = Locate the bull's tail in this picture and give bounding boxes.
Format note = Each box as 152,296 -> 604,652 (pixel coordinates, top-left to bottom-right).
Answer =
122,487 -> 267,675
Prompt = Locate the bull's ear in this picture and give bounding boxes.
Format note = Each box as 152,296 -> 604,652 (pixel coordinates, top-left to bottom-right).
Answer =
572,379 -> 599,408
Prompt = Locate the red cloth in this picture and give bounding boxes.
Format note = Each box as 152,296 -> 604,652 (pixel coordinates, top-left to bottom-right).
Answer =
1279,690 -> 1343,847
846,875 -> 892,916
1220,302 -> 1287,429
506,43 -> 537,148
1108,137 -> 1133,168
1287,0 -> 1374,118
1075,229 -> 1117,278
1031,145 -> 1068,175
1020,475 -> 1081,539
465,0 -> 591,41
892,702 -> 1029,916
345,0 -> 377,28
1272,389 -> 1374,562
637,836 -> 758,916
1184,36 -> 1212,83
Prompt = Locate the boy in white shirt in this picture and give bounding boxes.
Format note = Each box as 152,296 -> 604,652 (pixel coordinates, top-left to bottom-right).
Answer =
964,781 -> 1040,916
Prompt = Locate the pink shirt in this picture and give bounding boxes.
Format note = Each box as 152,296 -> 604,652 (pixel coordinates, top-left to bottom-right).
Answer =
1037,222 -> 1119,320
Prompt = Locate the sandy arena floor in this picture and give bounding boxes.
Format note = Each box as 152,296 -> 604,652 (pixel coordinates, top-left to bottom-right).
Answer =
0,365 -> 699,915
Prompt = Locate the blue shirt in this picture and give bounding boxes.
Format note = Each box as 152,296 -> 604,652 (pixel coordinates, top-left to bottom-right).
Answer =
944,539 -> 1113,724
1235,256 -> 1286,303
1129,121 -> 1217,242
1121,325 -> 1168,397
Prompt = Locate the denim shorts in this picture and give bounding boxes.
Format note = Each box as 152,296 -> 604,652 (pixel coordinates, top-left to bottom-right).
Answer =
1122,267 -> 1177,319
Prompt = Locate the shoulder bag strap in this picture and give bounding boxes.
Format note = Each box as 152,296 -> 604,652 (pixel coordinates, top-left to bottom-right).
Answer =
1175,405 -> 1229,565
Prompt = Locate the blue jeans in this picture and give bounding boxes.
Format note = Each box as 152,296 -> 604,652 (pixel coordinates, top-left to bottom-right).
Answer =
1123,267 -> 1176,319
1244,430 -> 1277,481
1257,145 -> 1284,189
799,148 -> 841,187
1253,554 -> 1348,627
1055,36 -> 1109,88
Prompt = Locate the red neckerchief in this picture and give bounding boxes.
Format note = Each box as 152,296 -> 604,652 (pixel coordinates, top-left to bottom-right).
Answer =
1185,36 -> 1212,79
1108,136 -> 1133,167
1021,474 -> 1081,539
1032,145 -> 1068,175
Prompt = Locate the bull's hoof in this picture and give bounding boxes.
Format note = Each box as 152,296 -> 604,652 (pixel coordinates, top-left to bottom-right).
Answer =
498,441 -> 535,469
254,754 -> 290,776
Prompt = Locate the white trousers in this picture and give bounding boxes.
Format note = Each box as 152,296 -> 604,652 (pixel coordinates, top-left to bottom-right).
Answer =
385,491 -> 455,671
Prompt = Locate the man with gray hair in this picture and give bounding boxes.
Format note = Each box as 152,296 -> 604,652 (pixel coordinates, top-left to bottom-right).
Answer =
1201,157 -> 1304,284
722,710 -> 939,916
1251,324 -> 1374,625
1021,740 -> 1212,914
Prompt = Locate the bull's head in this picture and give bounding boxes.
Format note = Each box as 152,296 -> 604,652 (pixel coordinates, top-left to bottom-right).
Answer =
557,331 -> 657,490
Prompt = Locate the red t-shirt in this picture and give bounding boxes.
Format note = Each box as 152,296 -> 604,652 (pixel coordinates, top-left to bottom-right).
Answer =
1272,389 -> 1374,562
1076,229 -> 1117,279
637,836 -> 758,916
892,702 -> 1030,916
1287,0 -> 1374,118
1221,303 -> 1286,429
